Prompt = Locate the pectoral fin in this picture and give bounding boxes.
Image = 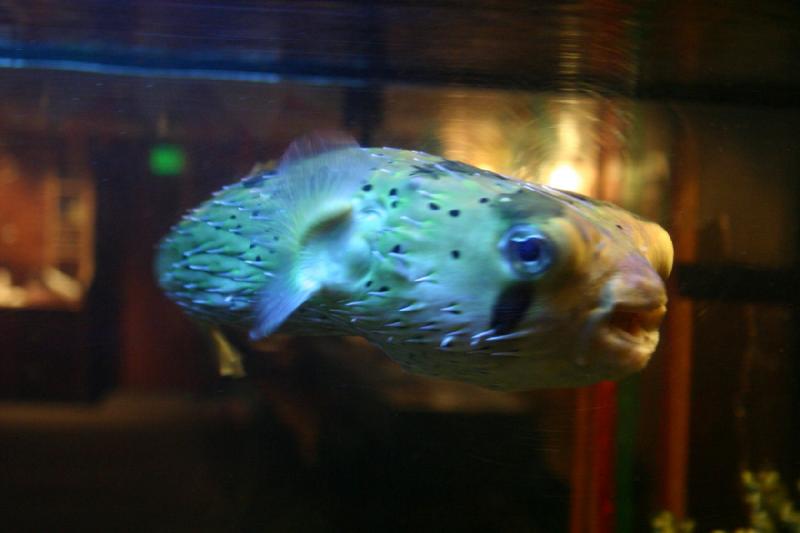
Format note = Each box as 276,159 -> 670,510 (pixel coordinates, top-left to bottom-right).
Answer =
249,132 -> 372,340
250,279 -> 315,340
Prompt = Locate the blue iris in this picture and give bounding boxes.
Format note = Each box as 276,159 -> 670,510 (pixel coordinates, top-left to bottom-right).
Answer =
501,225 -> 553,277
515,237 -> 542,262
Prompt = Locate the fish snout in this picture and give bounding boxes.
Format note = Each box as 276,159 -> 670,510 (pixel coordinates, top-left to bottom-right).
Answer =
608,253 -> 668,310
587,254 -> 668,375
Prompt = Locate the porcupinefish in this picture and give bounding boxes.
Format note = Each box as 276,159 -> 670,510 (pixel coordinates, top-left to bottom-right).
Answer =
155,134 -> 673,391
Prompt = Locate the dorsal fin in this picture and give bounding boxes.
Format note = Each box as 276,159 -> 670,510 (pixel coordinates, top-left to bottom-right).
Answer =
271,132 -> 369,228
278,131 -> 359,171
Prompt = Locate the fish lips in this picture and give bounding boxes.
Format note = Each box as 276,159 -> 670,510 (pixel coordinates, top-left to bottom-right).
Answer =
596,303 -> 667,371
585,268 -> 668,375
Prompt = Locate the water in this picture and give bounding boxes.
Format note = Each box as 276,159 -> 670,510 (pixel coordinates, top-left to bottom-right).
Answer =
0,2 -> 798,532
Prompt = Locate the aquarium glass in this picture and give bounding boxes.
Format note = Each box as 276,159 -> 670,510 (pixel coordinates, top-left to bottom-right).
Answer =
0,2 -> 798,532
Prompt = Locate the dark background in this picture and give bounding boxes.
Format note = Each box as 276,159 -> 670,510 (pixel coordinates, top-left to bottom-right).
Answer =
0,1 -> 798,532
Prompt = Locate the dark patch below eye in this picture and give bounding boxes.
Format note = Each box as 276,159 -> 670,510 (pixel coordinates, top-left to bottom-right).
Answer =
490,283 -> 534,335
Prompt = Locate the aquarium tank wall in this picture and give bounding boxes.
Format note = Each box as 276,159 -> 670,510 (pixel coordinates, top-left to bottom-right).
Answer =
0,1 -> 798,532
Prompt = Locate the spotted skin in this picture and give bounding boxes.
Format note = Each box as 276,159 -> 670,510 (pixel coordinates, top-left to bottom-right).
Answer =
156,144 -> 673,390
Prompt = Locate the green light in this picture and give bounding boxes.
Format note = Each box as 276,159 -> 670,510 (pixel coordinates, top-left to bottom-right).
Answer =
149,144 -> 186,176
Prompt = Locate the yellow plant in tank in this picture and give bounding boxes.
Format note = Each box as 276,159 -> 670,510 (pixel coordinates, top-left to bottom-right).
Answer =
653,470 -> 800,533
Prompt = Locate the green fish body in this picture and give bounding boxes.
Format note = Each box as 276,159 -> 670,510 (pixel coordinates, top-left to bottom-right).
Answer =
156,135 -> 673,390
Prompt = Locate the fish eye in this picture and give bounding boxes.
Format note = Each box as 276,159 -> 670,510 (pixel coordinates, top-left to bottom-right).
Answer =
500,225 -> 554,278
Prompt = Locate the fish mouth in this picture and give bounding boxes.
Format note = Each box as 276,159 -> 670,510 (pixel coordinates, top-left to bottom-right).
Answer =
587,252 -> 669,373
597,302 -> 666,370
608,304 -> 666,341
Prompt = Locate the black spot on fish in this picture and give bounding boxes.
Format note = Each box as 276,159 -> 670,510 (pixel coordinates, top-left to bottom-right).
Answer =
389,188 -> 398,196
391,200 -> 399,208
249,243 -> 256,249
378,286 -> 389,292
451,250 -> 460,259
255,255 -> 262,261
362,184 -> 373,192
365,280 -> 373,287
448,209 -> 460,217
230,215 -> 237,219
273,236 -> 280,241
391,244 -> 403,254
490,283 -> 534,335
479,197 -> 489,204
616,224 -> 624,230
429,202 -> 440,211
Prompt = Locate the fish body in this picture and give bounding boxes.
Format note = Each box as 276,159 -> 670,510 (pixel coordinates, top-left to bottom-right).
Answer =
156,135 -> 672,390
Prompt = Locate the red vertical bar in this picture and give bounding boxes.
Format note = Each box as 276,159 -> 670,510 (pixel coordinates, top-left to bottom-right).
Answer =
656,116 -> 698,519
571,381 -> 619,533
571,387 -> 592,533
592,381 -> 619,533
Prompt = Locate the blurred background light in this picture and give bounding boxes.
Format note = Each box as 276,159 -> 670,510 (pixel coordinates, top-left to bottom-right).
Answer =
545,162 -> 584,192
149,144 -> 186,176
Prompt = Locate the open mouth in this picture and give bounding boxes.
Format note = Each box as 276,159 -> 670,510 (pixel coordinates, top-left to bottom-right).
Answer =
597,302 -> 667,370
584,257 -> 669,375
607,304 -> 666,342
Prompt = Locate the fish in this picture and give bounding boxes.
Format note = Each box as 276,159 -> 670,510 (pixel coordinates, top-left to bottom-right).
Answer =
155,133 -> 673,391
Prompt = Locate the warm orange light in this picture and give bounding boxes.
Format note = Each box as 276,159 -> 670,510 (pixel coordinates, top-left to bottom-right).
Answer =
545,162 -> 584,192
